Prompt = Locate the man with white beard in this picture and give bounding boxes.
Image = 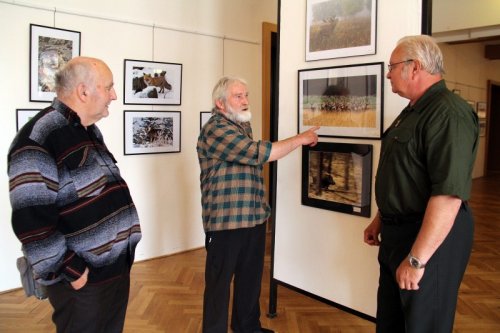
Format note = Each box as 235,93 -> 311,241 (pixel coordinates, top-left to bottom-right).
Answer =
197,76 -> 319,333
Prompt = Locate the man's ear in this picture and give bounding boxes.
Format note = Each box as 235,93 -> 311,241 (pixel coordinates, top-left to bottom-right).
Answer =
76,84 -> 88,100
215,99 -> 225,112
411,59 -> 421,73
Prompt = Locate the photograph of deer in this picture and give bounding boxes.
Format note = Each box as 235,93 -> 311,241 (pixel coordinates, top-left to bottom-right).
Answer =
124,111 -> 181,155
305,0 -> 377,61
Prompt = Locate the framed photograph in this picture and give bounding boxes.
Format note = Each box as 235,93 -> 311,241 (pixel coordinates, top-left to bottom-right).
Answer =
200,111 -> 212,129
124,59 -> 182,105
124,111 -> 181,155
306,0 -> 377,61
16,109 -> 40,131
302,142 -> 372,217
476,101 -> 487,119
298,62 -> 383,139
30,24 -> 81,102
479,118 -> 486,137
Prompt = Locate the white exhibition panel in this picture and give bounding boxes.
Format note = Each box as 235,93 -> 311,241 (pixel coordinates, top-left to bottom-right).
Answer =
274,0 -> 422,317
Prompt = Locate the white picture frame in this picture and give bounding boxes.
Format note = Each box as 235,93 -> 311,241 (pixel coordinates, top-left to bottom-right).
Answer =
306,0 -> 377,61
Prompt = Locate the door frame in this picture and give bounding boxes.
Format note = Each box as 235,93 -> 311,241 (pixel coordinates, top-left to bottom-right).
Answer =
485,80 -> 500,175
262,21 -> 278,231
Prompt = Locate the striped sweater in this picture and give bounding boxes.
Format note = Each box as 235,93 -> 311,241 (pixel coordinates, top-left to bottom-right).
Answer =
8,99 -> 141,285
197,112 -> 272,232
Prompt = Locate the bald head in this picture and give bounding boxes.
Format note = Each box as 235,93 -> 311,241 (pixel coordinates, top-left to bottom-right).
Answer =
54,56 -> 116,126
55,57 -> 109,98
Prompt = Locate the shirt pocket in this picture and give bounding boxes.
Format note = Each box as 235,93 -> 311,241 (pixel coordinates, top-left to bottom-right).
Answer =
382,127 -> 412,165
61,146 -> 108,199
390,127 -> 412,144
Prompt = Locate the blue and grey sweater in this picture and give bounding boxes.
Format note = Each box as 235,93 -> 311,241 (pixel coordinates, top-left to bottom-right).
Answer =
8,99 -> 142,285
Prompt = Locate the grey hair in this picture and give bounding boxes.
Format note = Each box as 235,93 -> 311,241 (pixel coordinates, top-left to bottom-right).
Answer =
212,76 -> 248,111
55,57 -> 98,97
397,35 -> 445,75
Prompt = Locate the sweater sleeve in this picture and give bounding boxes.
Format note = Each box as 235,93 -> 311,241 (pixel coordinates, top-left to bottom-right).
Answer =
8,143 -> 86,284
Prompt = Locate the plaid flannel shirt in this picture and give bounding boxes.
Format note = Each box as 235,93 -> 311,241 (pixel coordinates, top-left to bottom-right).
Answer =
197,113 -> 272,232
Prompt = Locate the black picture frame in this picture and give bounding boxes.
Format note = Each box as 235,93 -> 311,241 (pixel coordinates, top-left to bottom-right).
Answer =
123,59 -> 182,105
123,110 -> 181,155
305,0 -> 377,61
200,111 -> 212,130
302,142 -> 372,217
298,62 -> 384,139
16,109 -> 40,131
30,24 -> 81,102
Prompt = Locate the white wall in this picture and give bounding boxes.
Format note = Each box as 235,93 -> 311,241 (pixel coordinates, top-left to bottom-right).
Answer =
0,0 -> 277,292
433,0 -> 500,33
274,0 -> 422,317
432,0 -> 500,42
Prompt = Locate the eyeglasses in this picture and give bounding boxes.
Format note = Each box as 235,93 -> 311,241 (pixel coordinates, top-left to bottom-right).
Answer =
387,59 -> 414,72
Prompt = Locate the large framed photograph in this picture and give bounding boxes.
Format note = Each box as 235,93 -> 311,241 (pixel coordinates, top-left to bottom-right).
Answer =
16,109 -> 40,131
124,111 -> 181,155
306,0 -> 377,61
30,24 -> 81,102
200,111 -> 212,130
124,59 -> 182,105
299,62 -> 383,139
302,142 -> 372,217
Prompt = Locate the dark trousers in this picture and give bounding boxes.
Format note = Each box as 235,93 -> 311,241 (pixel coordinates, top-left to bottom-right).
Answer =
46,273 -> 130,333
203,222 -> 267,333
376,203 -> 474,333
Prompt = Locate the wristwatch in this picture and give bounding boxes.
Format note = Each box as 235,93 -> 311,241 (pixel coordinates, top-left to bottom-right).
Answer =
408,253 -> 426,269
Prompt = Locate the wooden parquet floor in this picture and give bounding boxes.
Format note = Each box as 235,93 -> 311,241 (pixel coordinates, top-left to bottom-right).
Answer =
0,175 -> 499,333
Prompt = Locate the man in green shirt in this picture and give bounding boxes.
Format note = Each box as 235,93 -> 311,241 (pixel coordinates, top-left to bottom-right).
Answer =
364,35 -> 479,332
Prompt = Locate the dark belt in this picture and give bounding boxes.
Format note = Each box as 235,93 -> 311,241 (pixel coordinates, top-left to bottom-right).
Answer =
380,213 -> 424,225
380,202 -> 468,226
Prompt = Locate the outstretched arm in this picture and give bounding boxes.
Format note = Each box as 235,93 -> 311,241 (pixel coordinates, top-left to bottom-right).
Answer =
268,126 -> 319,162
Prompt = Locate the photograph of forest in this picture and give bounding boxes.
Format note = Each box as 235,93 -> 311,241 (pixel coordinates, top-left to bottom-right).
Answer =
302,142 -> 372,217
132,116 -> 174,149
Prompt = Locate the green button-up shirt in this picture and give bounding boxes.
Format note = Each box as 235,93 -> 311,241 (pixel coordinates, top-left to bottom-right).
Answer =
375,80 -> 479,216
197,112 -> 272,232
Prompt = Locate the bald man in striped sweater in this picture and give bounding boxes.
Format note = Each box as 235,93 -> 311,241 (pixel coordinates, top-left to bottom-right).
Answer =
8,57 -> 141,333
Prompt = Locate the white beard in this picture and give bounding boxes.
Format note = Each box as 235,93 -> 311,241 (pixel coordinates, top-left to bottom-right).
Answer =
226,106 -> 252,123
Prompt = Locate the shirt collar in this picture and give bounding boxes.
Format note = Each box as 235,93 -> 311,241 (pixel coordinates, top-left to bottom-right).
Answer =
51,98 -> 84,128
408,79 -> 447,113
